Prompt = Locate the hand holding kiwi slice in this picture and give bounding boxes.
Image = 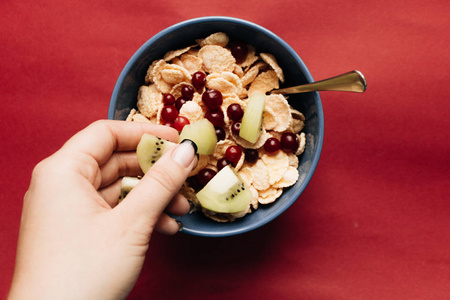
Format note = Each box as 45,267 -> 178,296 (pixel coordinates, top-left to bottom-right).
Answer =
129,119 -> 252,213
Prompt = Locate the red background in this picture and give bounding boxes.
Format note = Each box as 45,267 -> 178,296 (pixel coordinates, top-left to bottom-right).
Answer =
1,0 -> 449,299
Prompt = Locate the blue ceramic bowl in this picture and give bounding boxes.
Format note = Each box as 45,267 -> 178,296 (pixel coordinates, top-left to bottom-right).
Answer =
108,16 -> 324,237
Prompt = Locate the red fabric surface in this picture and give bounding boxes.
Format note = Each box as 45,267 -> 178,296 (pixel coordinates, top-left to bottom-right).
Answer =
1,0 -> 449,299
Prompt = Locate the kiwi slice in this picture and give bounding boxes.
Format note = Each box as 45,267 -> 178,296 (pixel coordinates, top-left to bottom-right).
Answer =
239,92 -> 266,143
137,134 -> 177,173
196,165 -> 252,213
178,119 -> 217,155
118,176 -> 140,202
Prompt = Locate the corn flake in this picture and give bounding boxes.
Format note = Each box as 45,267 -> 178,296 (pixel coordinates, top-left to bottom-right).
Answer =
265,94 -> 291,132
296,132 -> 306,156
260,53 -> 285,83
238,165 -> 254,185
248,70 -> 279,96
222,94 -> 246,111
171,57 -> 184,68
160,64 -> 191,84
163,46 -> 192,61
263,107 -> 277,131
126,108 -> 137,121
230,205 -> 250,218
240,64 -> 260,87
249,186 -> 259,210
249,159 -> 270,191
202,209 -> 236,223
233,64 -> 244,78
287,153 -> 299,167
290,109 -> 305,133
179,183 -> 199,208
179,101 -> 204,123
145,60 -> 159,84
170,82 -> 195,99
258,187 -> 283,204
230,127 -> 270,150
206,72 -> 242,95
273,166 -> 299,188
180,53 -> 203,74
239,45 -> 258,69
197,32 -> 229,47
152,60 -> 174,93
198,45 -> 236,73
261,151 -> 289,185
137,84 -> 163,118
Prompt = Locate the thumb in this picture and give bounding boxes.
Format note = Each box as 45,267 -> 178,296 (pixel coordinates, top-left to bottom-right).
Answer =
115,139 -> 197,231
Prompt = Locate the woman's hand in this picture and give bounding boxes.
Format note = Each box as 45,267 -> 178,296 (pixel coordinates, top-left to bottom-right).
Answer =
8,120 -> 197,300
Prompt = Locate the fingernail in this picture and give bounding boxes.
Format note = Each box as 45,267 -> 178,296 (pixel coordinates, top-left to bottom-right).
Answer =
180,139 -> 198,154
188,200 -> 196,214
172,139 -> 197,168
177,221 -> 184,232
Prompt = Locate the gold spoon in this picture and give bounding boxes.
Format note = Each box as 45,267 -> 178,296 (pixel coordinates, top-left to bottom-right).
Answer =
271,70 -> 367,95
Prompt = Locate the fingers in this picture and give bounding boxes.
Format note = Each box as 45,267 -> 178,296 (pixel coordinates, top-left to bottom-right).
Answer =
99,180 -> 192,216
98,151 -> 142,189
165,193 -> 191,216
62,120 -> 179,165
113,140 -> 197,231
98,180 -> 122,207
153,214 -> 180,235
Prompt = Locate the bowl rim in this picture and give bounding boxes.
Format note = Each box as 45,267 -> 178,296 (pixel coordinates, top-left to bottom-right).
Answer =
108,16 -> 324,237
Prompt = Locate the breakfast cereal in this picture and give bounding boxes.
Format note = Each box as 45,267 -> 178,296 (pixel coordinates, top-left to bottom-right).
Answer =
127,32 -> 306,222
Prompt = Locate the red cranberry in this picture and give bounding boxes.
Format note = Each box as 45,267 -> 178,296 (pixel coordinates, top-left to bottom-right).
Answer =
227,103 -> 244,121
231,122 -> 241,135
215,127 -> 226,141
217,158 -> 230,171
192,72 -> 206,90
161,105 -> 178,122
181,85 -> 194,100
280,132 -> 299,153
225,145 -> 242,166
205,109 -> 225,127
196,168 -> 217,188
244,148 -> 259,163
163,93 -> 176,105
173,116 -> 190,131
264,137 -> 281,154
175,97 -> 187,111
228,41 -> 248,63
202,89 -> 223,109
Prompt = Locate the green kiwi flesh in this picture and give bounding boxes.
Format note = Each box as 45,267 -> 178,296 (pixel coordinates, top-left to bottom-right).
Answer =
196,165 -> 252,213
136,134 -> 177,173
178,119 -> 217,155
119,176 -> 140,202
239,92 -> 266,143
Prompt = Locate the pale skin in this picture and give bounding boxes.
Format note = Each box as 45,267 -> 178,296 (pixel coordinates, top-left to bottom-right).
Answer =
8,120 -> 197,300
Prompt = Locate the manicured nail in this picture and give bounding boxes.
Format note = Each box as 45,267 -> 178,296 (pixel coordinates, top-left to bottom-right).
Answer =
177,221 -> 184,232
172,139 -> 197,168
180,139 -> 198,154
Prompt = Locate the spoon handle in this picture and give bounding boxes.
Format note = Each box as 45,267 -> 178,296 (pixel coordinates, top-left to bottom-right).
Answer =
271,70 -> 367,95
